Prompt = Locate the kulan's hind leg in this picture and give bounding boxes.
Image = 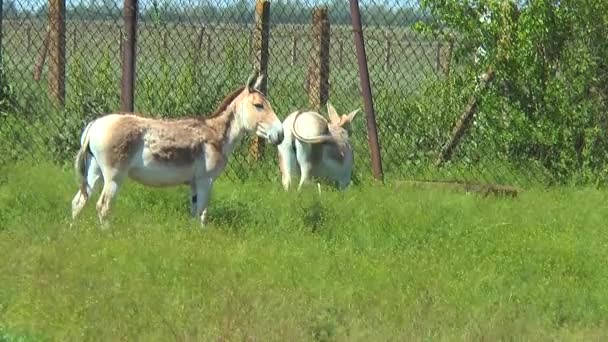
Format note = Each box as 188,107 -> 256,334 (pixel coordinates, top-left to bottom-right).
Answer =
95,171 -> 124,229
71,156 -> 102,220
296,143 -> 313,191
278,146 -> 298,191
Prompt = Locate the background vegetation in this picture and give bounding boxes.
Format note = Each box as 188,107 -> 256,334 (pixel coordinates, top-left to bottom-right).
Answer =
1,0 -> 607,186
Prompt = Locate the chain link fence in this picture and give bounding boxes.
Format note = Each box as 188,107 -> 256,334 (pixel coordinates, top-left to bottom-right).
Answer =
1,0 -> 607,187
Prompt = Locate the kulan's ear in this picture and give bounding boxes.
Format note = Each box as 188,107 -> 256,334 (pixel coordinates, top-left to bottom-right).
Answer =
327,102 -> 340,124
253,74 -> 264,91
339,108 -> 360,127
347,108 -> 360,122
245,72 -> 258,91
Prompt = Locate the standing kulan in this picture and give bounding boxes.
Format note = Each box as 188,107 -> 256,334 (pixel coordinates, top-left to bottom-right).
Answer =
71,73 -> 284,228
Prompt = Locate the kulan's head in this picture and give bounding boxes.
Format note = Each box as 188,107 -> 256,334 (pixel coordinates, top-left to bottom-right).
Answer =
237,73 -> 284,145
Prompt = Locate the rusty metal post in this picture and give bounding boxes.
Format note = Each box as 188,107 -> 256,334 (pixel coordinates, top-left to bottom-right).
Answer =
252,0 -> 270,94
249,0 -> 270,161
349,0 -> 383,181
120,0 -> 137,112
308,7 -> 330,111
48,0 -> 66,107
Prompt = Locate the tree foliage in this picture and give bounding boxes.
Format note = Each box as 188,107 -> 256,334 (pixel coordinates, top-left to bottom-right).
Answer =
417,0 -> 608,183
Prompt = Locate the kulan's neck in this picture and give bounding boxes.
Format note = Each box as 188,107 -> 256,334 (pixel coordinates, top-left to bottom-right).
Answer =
205,106 -> 246,157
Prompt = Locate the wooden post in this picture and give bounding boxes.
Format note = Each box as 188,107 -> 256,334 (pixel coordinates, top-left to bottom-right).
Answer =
48,0 -> 66,107
27,27 -> 32,53
443,39 -> 454,78
435,69 -> 495,167
338,38 -> 343,66
435,39 -> 441,73
248,29 -> 254,64
194,25 -> 205,68
383,31 -> 391,72
72,25 -> 77,52
120,0 -> 137,112
291,32 -> 298,66
119,28 -> 123,57
436,37 -> 453,77
205,27 -> 211,61
249,0 -> 271,161
308,7 -> 330,111
0,0 -> 3,63
33,27 -> 49,81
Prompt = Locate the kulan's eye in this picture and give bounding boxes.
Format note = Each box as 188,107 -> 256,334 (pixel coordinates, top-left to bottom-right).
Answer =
254,103 -> 264,109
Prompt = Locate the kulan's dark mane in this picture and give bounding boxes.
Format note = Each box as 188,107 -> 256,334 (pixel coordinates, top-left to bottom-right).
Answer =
203,85 -> 247,119
201,85 -> 264,120
116,85 -> 261,121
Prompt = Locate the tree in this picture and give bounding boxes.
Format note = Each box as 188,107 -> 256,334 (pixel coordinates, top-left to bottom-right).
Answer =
416,0 -> 608,182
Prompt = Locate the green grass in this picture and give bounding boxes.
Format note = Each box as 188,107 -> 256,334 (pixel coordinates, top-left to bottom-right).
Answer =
1,161 -> 607,340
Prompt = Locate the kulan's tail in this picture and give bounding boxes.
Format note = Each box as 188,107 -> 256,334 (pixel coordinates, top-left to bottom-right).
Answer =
74,120 -> 95,197
291,111 -> 336,145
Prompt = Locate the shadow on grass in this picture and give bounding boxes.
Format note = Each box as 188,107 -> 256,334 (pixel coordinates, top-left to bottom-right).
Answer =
298,193 -> 331,234
207,199 -> 253,232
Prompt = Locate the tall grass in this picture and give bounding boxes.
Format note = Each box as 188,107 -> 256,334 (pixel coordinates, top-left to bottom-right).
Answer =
1,161 -> 607,340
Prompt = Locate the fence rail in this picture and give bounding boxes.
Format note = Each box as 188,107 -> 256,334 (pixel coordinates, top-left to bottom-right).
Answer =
1,0 -> 607,187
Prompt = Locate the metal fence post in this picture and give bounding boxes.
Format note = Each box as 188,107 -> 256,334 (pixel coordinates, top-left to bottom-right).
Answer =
349,0 -> 383,181
308,6 -> 330,111
120,0 -> 138,113
48,0 -> 66,107
249,0 -> 270,161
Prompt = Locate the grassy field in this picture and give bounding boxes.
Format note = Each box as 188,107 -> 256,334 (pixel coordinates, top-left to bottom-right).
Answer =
1,160 -> 607,340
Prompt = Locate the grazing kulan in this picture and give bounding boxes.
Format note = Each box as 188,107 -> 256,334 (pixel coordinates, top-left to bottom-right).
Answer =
71,73 -> 284,228
277,102 -> 359,191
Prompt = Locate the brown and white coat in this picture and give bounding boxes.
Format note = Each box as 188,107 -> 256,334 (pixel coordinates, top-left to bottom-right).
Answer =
277,102 -> 359,191
71,74 -> 284,228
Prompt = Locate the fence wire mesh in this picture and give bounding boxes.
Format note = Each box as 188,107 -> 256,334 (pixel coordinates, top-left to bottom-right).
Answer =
1,0 -> 607,186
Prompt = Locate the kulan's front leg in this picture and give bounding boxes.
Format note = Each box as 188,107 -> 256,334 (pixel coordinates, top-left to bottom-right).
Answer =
194,177 -> 213,228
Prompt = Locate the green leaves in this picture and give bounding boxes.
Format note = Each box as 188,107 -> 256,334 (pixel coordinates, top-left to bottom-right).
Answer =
417,0 -> 608,184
